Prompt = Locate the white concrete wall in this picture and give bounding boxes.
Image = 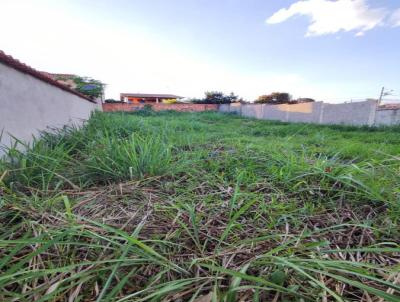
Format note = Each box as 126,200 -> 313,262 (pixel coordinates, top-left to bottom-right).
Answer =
262,104 -> 288,122
241,104 -> 256,118
287,102 -> 323,124
321,100 -> 377,126
0,62 -> 98,149
259,102 -> 323,123
242,104 -> 263,119
219,100 -> 385,126
229,103 -> 242,114
219,104 -> 230,113
375,109 -> 400,126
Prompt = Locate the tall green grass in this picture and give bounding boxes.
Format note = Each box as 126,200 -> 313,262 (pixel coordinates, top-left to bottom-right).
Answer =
0,111 -> 399,301
1,112 -> 174,190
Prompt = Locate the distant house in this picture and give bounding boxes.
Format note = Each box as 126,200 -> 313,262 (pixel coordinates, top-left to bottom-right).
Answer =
42,72 -> 104,105
379,103 -> 400,110
42,73 -> 77,89
0,50 -> 100,150
120,93 -> 183,104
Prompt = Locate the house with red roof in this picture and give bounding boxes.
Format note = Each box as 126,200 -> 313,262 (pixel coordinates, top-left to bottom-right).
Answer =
120,93 -> 183,104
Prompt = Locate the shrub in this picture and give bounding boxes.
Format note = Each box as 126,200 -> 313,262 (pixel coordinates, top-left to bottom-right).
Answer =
255,92 -> 292,104
132,104 -> 155,116
191,91 -> 238,104
72,76 -> 104,99
255,93 -> 316,105
104,99 -> 123,103
187,98 -> 204,104
289,98 -> 315,104
143,104 -> 153,111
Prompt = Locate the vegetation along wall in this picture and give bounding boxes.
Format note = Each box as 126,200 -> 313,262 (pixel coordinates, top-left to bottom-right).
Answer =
102,103 -> 219,112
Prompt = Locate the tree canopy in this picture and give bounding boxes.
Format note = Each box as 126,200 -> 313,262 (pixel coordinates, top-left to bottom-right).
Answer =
255,93 -> 315,105
192,91 -> 239,104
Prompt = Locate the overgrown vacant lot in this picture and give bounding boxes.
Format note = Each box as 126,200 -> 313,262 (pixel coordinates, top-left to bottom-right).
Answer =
1,111 -> 399,301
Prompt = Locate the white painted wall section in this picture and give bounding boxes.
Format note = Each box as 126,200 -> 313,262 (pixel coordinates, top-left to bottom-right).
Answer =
0,62 -> 98,149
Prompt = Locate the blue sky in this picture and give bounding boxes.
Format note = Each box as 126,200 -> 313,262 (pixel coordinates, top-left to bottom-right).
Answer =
1,0 -> 399,102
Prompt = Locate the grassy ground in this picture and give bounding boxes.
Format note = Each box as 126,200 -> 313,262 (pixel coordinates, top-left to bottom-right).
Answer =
0,110 -> 399,301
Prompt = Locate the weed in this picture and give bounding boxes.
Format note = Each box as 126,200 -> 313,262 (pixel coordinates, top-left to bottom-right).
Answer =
0,111 -> 399,301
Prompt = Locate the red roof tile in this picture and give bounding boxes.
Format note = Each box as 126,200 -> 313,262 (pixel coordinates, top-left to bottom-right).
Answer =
378,103 -> 400,110
120,93 -> 183,100
0,50 -> 95,103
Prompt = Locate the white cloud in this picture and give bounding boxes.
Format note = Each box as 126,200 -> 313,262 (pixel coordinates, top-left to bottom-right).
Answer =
267,0 -> 388,36
390,8 -> 400,27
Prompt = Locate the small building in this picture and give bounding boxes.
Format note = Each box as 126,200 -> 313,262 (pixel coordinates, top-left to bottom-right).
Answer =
41,73 -> 77,89
120,93 -> 183,104
42,72 -> 104,105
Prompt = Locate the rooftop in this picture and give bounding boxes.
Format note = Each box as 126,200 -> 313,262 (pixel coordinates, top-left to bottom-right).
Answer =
120,93 -> 183,99
41,73 -> 76,80
378,103 -> 400,110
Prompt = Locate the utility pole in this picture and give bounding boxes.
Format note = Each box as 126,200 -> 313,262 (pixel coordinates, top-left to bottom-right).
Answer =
378,87 -> 385,105
378,87 -> 394,105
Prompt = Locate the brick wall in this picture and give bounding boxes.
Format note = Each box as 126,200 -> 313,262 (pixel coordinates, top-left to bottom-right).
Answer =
102,103 -> 219,112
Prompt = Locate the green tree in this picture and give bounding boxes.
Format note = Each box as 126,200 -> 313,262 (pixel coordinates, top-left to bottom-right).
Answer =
73,76 -> 104,99
255,92 -> 292,104
193,91 -> 238,104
